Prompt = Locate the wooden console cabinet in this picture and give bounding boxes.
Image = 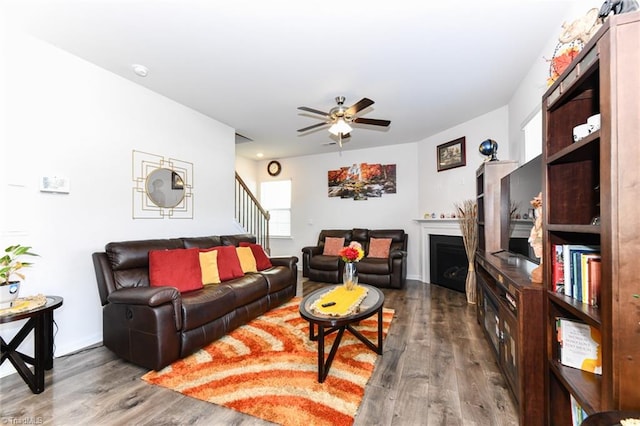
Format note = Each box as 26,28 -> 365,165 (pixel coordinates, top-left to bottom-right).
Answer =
542,11 -> 640,425
475,251 -> 544,425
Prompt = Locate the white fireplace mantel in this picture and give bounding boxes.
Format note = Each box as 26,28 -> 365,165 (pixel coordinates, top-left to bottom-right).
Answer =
414,219 -> 462,284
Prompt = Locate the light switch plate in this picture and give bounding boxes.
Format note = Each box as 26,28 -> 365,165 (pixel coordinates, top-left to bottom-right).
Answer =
40,176 -> 70,193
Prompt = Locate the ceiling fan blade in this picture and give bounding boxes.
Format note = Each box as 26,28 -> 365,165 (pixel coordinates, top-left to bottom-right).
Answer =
298,106 -> 330,117
345,98 -> 374,116
297,122 -> 329,132
353,117 -> 391,127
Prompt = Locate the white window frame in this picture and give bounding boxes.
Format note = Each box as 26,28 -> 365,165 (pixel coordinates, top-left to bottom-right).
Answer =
523,108 -> 543,162
260,179 -> 291,238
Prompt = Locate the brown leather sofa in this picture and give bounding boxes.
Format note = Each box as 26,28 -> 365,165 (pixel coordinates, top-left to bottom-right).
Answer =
92,234 -> 298,371
302,229 -> 407,289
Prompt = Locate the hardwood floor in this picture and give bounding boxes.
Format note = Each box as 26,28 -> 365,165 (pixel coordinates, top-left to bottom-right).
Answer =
0,280 -> 518,425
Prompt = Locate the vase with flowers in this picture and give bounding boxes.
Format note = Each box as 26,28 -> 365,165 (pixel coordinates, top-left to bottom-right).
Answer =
528,192 -> 543,283
0,244 -> 38,309
338,242 -> 364,290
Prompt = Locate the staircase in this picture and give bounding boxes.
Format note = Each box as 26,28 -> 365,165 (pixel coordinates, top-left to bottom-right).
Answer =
235,172 -> 270,253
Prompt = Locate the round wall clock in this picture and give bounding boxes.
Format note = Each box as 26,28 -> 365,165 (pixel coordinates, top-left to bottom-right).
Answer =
267,160 -> 282,176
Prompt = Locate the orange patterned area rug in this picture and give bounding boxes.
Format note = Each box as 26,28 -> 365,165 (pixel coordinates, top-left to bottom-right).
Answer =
142,297 -> 394,426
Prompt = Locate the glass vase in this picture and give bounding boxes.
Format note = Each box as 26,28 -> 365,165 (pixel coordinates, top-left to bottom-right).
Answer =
343,262 -> 358,290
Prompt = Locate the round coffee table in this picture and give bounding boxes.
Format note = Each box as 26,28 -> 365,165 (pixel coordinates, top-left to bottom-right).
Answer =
299,284 -> 385,383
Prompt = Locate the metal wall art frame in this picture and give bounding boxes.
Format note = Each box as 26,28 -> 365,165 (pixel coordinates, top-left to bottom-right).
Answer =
132,150 -> 193,219
437,137 -> 466,172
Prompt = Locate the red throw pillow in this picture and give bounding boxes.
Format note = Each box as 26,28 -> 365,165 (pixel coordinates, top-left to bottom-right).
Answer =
149,248 -> 203,293
368,238 -> 392,258
239,242 -> 273,271
204,246 -> 244,281
323,237 -> 345,256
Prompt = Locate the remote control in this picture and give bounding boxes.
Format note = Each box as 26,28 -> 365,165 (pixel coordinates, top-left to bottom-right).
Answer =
321,301 -> 336,307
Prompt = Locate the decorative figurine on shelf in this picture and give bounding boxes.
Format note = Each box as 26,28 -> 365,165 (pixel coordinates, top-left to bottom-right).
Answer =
529,192 -> 543,283
599,0 -> 639,20
478,139 -> 499,161
546,7 -> 602,86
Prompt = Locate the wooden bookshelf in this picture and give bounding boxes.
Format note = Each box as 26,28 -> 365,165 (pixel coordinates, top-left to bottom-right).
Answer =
542,11 -> 640,425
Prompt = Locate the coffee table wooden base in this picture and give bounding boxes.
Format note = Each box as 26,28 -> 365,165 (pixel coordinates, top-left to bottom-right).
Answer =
308,305 -> 383,383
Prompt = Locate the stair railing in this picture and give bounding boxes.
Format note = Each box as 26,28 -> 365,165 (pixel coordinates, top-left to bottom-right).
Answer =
235,172 -> 270,253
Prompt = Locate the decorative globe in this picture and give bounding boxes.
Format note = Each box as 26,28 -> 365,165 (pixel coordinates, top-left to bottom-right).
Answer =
479,139 -> 499,161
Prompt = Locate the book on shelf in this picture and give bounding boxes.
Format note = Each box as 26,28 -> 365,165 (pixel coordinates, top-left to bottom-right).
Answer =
580,253 -> 601,307
569,246 -> 599,301
552,244 -> 565,294
587,256 -> 601,307
556,317 -> 602,375
570,394 -> 589,426
556,244 -> 600,305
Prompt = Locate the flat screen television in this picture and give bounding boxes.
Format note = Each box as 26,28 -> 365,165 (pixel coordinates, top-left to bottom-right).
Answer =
500,155 -> 542,264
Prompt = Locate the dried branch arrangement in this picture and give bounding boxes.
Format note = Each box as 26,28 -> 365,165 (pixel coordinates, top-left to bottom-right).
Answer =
455,200 -> 478,304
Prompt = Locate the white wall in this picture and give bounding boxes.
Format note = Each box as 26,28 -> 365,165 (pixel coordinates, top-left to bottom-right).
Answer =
260,144 -> 421,279
0,29 -> 237,377
507,0 -> 601,163
417,106 -> 509,216
250,106 -> 509,283
235,156 -> 258,194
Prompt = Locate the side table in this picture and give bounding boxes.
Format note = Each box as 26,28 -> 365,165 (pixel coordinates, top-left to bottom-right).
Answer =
0,295 -> 63,393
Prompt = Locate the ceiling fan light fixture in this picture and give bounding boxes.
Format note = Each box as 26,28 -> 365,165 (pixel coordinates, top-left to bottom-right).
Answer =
328,118 -> 352,136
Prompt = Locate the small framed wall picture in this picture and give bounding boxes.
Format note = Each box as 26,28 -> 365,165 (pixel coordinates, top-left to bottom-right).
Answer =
267,160 -> 282,176
437,137 -> 466,172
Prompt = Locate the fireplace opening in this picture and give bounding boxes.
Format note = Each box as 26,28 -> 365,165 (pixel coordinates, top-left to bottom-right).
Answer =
430,234 -> 468,293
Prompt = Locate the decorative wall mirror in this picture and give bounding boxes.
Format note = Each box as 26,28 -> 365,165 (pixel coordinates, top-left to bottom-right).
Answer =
132,150 -> 193,219
146,168 -> 185,208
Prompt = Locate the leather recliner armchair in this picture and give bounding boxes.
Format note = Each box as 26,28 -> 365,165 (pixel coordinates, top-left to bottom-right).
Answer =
302,228 -> 407,289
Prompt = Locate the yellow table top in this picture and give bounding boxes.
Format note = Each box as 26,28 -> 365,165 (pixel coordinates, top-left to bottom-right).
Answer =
310,285 -> 368,317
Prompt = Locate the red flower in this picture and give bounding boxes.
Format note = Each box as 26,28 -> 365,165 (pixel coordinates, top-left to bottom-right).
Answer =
338,242 -> 364,263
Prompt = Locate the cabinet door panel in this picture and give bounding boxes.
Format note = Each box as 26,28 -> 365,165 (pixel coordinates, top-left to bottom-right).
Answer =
500,306 -> 519,399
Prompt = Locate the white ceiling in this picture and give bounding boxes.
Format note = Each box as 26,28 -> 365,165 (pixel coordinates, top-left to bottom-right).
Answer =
7,1 -> 579,160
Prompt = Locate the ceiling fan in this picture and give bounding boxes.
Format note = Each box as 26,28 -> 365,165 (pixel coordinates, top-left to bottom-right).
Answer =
297,96 -> 391,147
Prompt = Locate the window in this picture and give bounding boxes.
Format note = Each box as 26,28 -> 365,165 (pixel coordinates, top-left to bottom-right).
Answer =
260,179 -> 291,237
523,109 -> 542,162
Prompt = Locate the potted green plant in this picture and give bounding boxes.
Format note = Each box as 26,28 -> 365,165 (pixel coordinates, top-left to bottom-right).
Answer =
0,245 -> 38,309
